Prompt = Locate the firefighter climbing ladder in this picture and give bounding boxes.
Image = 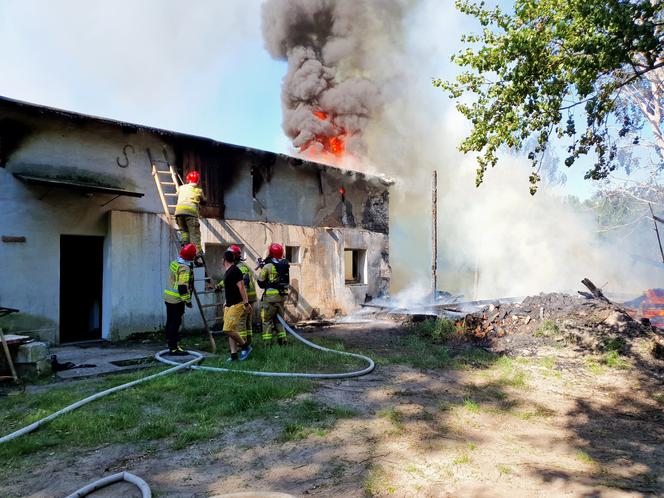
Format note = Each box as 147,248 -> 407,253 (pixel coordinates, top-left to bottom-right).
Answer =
149,150 -> 220,353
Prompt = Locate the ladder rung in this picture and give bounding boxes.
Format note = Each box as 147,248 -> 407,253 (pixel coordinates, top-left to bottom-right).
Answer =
167,204 -> 177,208
200,303 -> 220,309
162,182 -> 176,186
195,277 -> 212,282
156,170 -> 172,174
164,193 -> 177,197
197,290 -> 217,295
211,317 -> 224,322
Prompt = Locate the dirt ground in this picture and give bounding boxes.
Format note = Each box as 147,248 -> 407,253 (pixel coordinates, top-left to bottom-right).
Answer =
3,320 -> 664,498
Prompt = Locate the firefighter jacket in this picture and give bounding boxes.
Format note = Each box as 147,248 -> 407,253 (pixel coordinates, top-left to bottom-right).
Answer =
258,259 -> 289,303
215,261 -> 257,302
175,183 -> 206,217
163,258 -> 193,304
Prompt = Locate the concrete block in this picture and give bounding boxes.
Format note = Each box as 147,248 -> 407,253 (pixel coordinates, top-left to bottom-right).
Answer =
16,357 -> 52,377
15,341 -> 49,363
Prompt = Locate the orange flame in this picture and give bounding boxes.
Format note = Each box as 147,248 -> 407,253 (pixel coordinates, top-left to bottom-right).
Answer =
300,110 -> 347,163
626,288 -> 664,328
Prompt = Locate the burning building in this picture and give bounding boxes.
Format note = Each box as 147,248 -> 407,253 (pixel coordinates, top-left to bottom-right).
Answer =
0,96 -> 392,344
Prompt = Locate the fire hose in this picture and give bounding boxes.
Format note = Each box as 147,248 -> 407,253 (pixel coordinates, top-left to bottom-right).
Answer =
0,315 -> 374,442
154,315 -> 375,378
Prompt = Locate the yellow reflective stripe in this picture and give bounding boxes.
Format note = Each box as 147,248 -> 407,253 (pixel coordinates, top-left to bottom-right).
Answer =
176,205 -> 198,214
266,289 -> 280,295
164,290 -> 180,297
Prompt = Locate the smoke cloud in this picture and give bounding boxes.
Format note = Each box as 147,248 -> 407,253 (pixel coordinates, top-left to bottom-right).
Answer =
264,0 -> 663,299
261,0 -> 409,158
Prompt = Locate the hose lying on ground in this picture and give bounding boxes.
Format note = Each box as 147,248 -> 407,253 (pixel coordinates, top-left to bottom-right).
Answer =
0,316 -> 374,445
65,471 -> 151,498
0,354 -> 203,444
66,469 -> 294,498
155,315 -> 375,378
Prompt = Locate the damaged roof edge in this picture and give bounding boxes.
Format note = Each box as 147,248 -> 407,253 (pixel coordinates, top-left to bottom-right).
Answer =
0,95 -> 394,187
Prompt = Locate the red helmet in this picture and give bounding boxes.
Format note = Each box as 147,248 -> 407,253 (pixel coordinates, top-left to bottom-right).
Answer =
268,243 -> 284,259
186,171 -> 200,184
228,245 -> 242,256
180,243 -> 197,261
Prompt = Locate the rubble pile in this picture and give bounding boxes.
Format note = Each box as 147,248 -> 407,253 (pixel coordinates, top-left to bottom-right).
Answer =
456,292 -> 661,355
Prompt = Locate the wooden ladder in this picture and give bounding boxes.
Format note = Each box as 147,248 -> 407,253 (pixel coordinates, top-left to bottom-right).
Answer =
149,152 -> 220,353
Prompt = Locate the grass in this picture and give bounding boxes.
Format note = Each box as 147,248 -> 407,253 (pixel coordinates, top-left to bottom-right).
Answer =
453,452 -> 472,465
463,398 -> 481,413
497,464 -> 512,475
537,356 -> 557,370
586,350 -> 630,374
534,319 -> 560,338
277,399 -> 356,442
409,318 -> 459,343
364,464 -> 389,496
652,393 -> 664,406
378,408 -> 404,431
602,336 -> 626,353
0,368 -> 310,471
374,329 -> 497,371
514,406 -> 554,420
0,336 -> 366,477
603,350 -> 629,369
203,338 -> 367,374
486,357 -> 528,389
576,450 -> 598,466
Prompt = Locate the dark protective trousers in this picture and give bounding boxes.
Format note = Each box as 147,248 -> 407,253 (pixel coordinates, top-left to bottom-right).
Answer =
165,301 -> 185,349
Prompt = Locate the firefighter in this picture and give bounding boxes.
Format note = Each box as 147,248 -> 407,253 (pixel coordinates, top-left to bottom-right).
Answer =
257,243 -> 290,345
163,243 -> 196,356
175,170 -> 206,266
215,245 -> 258,346
221,248 -> 253,361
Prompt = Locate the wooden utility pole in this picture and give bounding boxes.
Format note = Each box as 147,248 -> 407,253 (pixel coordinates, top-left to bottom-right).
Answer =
432,170 -> 438,302
649,203 -> 664,264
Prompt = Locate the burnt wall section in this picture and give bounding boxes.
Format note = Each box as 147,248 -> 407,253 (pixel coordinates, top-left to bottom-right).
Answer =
251,155 -> 391,233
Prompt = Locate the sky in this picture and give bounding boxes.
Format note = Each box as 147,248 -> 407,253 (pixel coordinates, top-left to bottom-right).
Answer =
0,0 -> 597,200
4,0 -> 660,297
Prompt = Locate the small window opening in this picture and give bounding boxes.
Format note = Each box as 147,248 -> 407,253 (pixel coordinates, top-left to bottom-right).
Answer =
285,245 -> 301,264
344,249 -> 366,285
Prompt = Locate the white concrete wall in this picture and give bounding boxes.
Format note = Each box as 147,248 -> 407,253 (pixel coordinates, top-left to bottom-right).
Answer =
0,166 -> 108,343
0,98 -> 391,343
103,211 -> 179,341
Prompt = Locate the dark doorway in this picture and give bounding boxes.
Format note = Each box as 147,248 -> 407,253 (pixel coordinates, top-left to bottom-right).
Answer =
59,235 -> 103,343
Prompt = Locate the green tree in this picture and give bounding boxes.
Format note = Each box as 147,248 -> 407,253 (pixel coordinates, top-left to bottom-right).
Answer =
436,0 -> 664,194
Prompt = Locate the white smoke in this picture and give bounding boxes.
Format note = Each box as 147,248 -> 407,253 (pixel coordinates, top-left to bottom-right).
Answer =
264,0 -> 663,299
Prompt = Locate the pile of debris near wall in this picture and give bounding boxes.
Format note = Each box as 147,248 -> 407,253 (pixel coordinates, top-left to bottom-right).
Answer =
456,289 -> 664,364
